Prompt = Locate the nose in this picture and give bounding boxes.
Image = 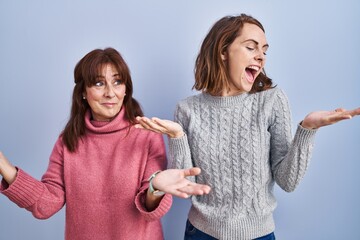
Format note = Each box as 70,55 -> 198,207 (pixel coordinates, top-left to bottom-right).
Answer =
255,50 -> 265,63
104,85 -> 115,98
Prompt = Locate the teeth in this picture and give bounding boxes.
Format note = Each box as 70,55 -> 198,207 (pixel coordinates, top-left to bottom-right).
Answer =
248,65 -> 260,71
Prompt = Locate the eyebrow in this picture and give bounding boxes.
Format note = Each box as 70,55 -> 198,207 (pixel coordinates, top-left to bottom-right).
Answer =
242,39 -> 269,49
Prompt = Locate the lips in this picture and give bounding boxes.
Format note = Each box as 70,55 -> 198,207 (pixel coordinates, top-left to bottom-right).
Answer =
102,103 -> 117,107
245,65 -> 260,83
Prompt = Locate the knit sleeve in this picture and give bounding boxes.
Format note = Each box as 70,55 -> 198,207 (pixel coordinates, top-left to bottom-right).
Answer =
269,89 -> 317,192
0,138 -> 66,219
134,132 -> 172,221
168,101 -> 194,170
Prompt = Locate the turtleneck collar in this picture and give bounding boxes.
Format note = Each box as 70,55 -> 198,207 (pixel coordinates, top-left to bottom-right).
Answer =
84,107 -> 131,134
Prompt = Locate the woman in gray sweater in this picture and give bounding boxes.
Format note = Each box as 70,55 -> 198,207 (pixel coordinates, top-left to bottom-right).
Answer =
136,14 -> 360,240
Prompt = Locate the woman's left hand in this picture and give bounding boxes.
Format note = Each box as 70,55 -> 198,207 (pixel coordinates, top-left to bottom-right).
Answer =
152,167 -> 211,198
135,116 -> 185,138
301,107 -> 360,129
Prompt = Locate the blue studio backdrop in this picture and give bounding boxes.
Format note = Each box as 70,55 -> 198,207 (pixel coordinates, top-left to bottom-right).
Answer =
0,1 -> 359,239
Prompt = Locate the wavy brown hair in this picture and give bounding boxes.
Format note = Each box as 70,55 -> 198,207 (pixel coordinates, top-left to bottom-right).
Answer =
194,14 -> 274,95
62,48 -> 143,152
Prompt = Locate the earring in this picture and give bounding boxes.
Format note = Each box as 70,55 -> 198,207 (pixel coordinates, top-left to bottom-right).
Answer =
83,96 -> 86,99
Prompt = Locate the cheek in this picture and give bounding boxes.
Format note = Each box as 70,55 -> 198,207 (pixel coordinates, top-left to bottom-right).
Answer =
230,62 -> 245,77
85,89 -> 103,105
118,85 -> 126,96
86,91 -> 101,101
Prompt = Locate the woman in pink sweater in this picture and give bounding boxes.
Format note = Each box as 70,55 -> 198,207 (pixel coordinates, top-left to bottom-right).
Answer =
0,47 -> 210,240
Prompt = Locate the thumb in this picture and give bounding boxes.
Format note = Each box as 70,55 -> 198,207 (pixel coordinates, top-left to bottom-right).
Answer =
183,167 -> 201,177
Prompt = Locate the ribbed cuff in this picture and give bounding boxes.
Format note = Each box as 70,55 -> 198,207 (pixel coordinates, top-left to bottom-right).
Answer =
295,124 -> 317,146
135,188 -> 173,222
1,168 -> 44,208
168,134 -> 192,169
169,134 -> 190,154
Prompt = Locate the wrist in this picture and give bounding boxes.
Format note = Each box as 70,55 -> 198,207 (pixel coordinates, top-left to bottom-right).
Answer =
300,120 -> 317,130
169,131 -> 185,139
148,171 -> 165,196
2,165 -> 17,185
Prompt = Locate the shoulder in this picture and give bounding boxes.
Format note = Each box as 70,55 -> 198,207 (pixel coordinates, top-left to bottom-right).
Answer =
177,93 -> 202,107
251,87 -> 291,116
50,135 -> 66,157
258,87 -> 287,99
175,93 -> 202,115
173,94 -> 203,124
254,87 -> 289,106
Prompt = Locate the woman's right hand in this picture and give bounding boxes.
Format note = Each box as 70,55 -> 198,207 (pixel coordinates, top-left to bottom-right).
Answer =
135,116 -> 185,138
0,151 -> 17,185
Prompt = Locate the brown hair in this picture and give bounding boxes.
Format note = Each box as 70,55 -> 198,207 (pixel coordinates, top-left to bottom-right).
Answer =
193,14 -> 274,95
62,47 -> 143,152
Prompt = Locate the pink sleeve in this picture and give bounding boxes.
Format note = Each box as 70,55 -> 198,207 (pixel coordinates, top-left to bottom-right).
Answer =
134,132 -> 173,221
0,138 -> 66,219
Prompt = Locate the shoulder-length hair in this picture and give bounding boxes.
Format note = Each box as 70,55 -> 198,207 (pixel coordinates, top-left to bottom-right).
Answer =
62,47 -> 143,152
193,14 -> 274,95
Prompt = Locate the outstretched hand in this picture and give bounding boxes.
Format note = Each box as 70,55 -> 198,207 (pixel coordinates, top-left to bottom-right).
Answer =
152,167 -> 211,198
135,116 -> 184,138
301,107 -> 360,129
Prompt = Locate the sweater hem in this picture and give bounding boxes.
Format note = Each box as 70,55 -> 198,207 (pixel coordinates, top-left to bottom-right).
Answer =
188,207 -> 275,240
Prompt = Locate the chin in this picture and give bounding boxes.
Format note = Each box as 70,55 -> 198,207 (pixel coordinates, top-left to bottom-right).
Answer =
241,85 -> 252,93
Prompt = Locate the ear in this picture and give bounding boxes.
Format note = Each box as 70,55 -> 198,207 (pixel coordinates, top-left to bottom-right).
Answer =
221,51 -> 228,61
82,92 -> 87,99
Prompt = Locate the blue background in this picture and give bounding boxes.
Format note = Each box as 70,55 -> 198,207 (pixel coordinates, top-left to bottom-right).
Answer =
1,0 -> 359,239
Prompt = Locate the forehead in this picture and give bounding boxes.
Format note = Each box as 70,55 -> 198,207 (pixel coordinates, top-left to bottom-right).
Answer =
98,63 -> 119,76
238,23 -> 267,45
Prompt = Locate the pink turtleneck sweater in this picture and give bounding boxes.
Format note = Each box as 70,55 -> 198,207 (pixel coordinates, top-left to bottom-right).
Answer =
1,108 -> 172,240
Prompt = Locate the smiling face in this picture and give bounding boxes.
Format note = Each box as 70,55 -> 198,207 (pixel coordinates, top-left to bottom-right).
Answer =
84,63 -> 126,121
221,23 -> 268,96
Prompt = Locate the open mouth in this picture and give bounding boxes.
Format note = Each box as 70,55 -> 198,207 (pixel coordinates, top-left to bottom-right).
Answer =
245,65 -> 260,83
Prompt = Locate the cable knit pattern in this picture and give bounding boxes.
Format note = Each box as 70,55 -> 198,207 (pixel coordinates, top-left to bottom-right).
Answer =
169,88 -> 317,240
1,108 -> 172,240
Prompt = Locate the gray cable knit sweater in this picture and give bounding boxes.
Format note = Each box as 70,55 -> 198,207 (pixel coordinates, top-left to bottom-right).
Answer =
168,87 -> 317,240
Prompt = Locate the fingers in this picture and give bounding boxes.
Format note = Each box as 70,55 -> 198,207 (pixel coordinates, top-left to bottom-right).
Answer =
333,107 -> 360,118
135,116 -> 165,133
151,117 -> 168,128
168,185 -> 211,198
135,116 -> 171,134
325,108 -> 359,124
334,108 -> 346,113
134,123 -> 144,129
136,116 -> 185,138
154,168 -> 211,198
135,116 -> 152,128
347,107 -> 360,117
329,113 -> 352,121
183,167 -> 201,177
149,118 -> 172,133
178,183 -> 211,196
166,189 -> 191,199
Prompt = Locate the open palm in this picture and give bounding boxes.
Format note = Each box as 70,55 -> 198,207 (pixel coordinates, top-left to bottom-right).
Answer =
135,116 -> 184,138
301,107 -> 360,129
152,167 -> 211,198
